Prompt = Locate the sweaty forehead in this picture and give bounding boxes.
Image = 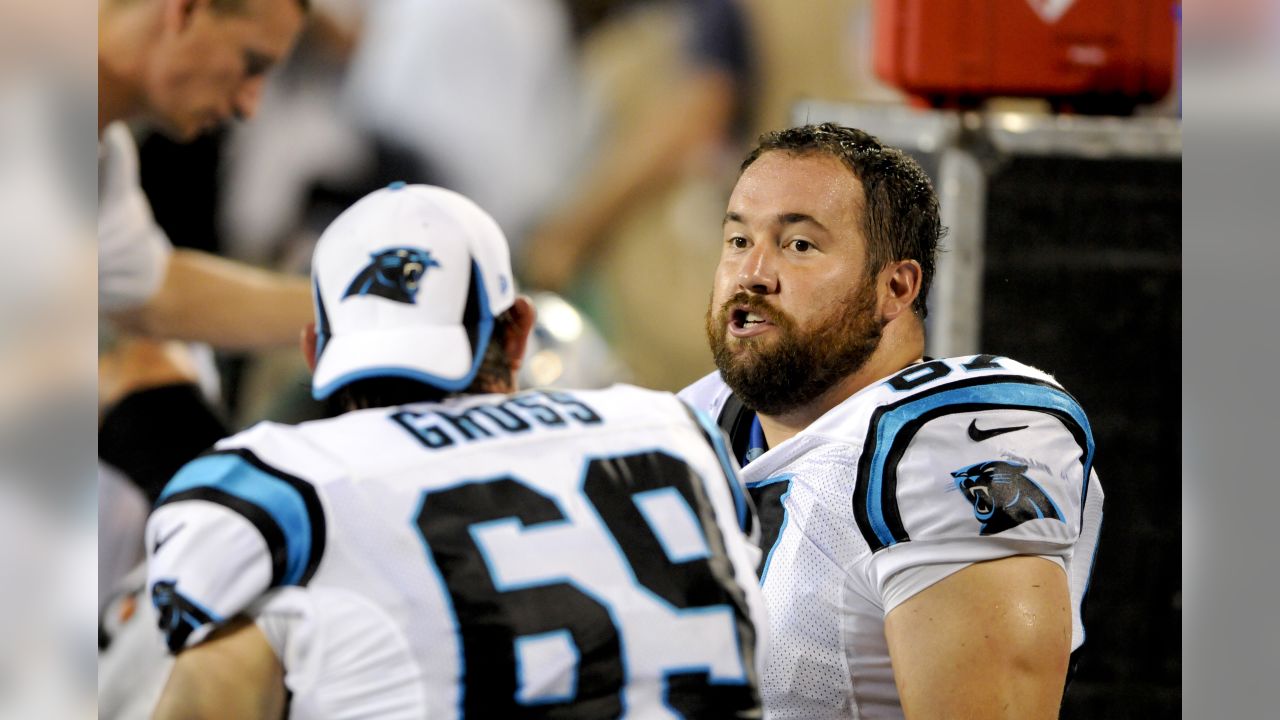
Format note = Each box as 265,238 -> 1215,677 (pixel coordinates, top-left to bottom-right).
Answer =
728,151 -> 864,227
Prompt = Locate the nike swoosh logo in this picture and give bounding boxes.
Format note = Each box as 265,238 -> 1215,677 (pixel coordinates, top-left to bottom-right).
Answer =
152,522 -> 186,555
968,420 -> 1029,442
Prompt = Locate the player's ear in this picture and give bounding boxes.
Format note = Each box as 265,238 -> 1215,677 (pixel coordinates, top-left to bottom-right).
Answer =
881,259 -> 922,323
503,296 -> 537,377
301,323 -> 318,373
162,0 -> 205,36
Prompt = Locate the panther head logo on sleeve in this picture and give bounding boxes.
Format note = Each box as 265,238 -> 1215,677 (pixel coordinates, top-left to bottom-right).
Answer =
950,460 -> 1064,535
343,247 -> 441,305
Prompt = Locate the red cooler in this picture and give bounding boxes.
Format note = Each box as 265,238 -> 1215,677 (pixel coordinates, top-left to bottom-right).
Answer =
874,0 -> 1178,110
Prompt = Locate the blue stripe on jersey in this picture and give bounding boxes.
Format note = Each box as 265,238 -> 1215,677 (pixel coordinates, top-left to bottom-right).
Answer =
860,377 -> 1095,551
160,451 -> 322,587
743,474 -> 795,490
745,416 -> 767,466
744,474 -> 794,583
687,404 -> 752,534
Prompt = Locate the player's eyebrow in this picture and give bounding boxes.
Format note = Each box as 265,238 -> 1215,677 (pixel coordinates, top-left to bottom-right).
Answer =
723,211 -> 828,232
777,212 -> 827,232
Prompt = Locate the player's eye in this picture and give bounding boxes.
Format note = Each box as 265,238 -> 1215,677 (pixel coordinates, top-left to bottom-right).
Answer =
243,50 -> 274,78
790,239 -> 814,253
728,236 -> 749,249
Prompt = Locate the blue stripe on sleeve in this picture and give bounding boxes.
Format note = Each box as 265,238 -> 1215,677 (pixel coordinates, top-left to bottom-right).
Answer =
161,453 -> 315,586
865,381 -> 1094,549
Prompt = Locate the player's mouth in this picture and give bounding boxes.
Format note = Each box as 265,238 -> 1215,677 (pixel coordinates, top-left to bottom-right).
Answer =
728,305 -> 776,338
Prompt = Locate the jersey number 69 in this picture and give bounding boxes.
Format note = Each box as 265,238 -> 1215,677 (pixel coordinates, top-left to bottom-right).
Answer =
413,450 -> 759,719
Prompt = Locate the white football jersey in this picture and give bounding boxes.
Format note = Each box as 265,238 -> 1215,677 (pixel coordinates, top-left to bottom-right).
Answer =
145,385 -> 767,719
679,355 -> 1104,720
98,122 -> 172,312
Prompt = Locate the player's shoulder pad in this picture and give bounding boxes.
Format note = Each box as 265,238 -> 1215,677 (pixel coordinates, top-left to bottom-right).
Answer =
675,396 -> 755,538
806,355 -> 1083,439
157,431 -> 327,590
845,355 -> 1096,553
547,382 -> 725,430
572,382 -> 677,409
677,371 -> 733,421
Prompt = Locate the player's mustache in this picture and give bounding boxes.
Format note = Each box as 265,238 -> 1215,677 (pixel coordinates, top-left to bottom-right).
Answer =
718,293 -> 794,330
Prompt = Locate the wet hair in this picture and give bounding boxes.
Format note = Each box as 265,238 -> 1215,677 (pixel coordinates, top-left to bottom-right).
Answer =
740,122 -> 945,318
330,309 -> 518,413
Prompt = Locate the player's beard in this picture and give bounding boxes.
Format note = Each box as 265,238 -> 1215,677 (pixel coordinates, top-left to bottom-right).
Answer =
705,281 -> 883,417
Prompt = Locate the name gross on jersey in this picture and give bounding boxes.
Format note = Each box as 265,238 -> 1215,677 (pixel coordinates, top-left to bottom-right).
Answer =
392,390 -> 604,449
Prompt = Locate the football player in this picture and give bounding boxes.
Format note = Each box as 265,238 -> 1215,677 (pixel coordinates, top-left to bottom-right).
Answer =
681,123 -> 1104,719
144,183 -> 768,718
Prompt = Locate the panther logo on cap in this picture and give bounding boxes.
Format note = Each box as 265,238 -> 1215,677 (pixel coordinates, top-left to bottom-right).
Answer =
343,247 -> 441,305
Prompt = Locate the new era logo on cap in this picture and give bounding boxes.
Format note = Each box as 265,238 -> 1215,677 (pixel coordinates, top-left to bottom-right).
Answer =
310,184 -> 517,400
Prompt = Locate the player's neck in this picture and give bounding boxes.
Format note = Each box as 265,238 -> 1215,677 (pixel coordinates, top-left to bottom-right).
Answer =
98,63 -> 130,136
757,321 -> 925,449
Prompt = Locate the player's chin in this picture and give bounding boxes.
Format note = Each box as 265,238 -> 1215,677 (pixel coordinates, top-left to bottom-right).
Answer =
718,348 -> 775,385
169,112 -> 219,142
721,338 -> 777,368
155,117 -> 202,143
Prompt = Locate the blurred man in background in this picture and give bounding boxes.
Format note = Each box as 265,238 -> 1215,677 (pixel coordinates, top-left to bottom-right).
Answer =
144,183 -> 767,718
681,123 -> 1104,718
98,0 -> 312,344
97,0 -> 316,627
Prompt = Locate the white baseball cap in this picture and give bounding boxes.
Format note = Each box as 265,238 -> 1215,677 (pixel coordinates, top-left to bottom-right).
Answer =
310,182 -> 517,400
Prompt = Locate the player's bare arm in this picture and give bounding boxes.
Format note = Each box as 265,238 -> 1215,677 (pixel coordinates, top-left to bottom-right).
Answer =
884,556 -> 1072,720
152,616 -> 286,720
111,248 -> 312,350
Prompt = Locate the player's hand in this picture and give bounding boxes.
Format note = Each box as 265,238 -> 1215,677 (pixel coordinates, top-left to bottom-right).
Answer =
98,337 -> 202,419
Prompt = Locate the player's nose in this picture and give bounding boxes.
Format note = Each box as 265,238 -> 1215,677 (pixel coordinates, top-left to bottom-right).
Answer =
737,244 -> 779,294
232,76 -> 266,121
